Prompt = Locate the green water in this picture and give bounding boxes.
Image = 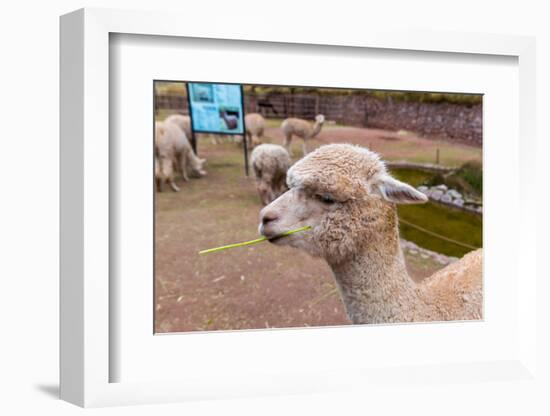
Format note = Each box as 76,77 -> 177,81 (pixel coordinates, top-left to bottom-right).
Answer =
390,168 -> 434,187
397,203 -> 482,258
390,168 -> 482,258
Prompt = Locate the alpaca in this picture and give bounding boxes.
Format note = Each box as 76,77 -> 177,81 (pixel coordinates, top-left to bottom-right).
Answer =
258,144 -> 482,324
164,113 -> 192,139
155,121 -> 206,192
220,110 -> 239,130
250,144 -> 291,205
245,113 -> 265,148
281,114 -> 325,156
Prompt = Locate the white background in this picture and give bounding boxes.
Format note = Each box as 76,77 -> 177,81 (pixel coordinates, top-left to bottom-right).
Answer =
1,1 -> 549,415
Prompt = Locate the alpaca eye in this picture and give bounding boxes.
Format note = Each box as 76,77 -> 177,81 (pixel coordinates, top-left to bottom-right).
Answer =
317,194 -> 335,204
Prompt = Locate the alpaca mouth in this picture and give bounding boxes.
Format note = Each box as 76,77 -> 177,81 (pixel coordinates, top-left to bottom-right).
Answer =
259,223 -> 287,242
260,224 -> 309,244
258,225 -> 278,241
266,234 -> 286,243
266,232 -> 297,245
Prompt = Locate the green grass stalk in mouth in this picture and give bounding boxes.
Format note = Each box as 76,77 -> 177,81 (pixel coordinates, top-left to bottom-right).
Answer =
198,226 -> 312,255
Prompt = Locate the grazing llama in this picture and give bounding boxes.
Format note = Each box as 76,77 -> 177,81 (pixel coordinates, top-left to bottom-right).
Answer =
155,121 -> 206,192
250,144 -> 291,205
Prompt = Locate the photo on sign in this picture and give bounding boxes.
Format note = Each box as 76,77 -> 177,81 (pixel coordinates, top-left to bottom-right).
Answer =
219,106 -> 241,130
154,80 -> 483,333
189,83 -> 214,103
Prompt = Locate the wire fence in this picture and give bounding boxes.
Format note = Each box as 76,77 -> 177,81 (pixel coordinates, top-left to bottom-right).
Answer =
155,91 -> 483,145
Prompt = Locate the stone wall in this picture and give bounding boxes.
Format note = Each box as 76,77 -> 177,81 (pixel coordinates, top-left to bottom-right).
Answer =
361,97 -> 482,146
245,94 -> 482,146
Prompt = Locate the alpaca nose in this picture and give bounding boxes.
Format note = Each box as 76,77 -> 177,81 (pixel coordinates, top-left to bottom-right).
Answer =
261,210 -> 279,226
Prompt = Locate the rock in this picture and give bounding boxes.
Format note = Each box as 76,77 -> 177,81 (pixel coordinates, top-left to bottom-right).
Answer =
417,186 -> 429,194
430,189 -> 443,201
441,194 -> 453,203
453,198 -> 464,207
447,189 -> 461,199
476,206 -> 483,213
434,184 -> 448,191
401,238 -> 458,266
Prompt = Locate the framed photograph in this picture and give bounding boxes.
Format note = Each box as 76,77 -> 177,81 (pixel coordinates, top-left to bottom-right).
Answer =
60,7 -> 538,408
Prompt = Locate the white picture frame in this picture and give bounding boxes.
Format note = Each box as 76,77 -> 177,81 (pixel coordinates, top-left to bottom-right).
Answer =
60,7 -> 538,408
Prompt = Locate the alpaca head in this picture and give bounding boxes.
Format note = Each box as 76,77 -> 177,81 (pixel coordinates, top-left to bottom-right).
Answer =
315,114 -> 325,125
189,157 -> 207,177
253,163 -> 275,205
256,179 -> 276,206
258,144 -> 427,265
254,167 -> 288,206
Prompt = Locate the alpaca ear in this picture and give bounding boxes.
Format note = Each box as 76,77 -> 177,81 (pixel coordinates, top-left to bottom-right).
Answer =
375,174 -> 428,204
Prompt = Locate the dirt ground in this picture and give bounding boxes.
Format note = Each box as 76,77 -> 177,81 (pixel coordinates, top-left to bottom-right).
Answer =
154,124 -> 480,333
274,123 -> 481,167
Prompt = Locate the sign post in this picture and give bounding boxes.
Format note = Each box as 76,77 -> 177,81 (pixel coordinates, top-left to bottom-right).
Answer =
186,82 -> 249,175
